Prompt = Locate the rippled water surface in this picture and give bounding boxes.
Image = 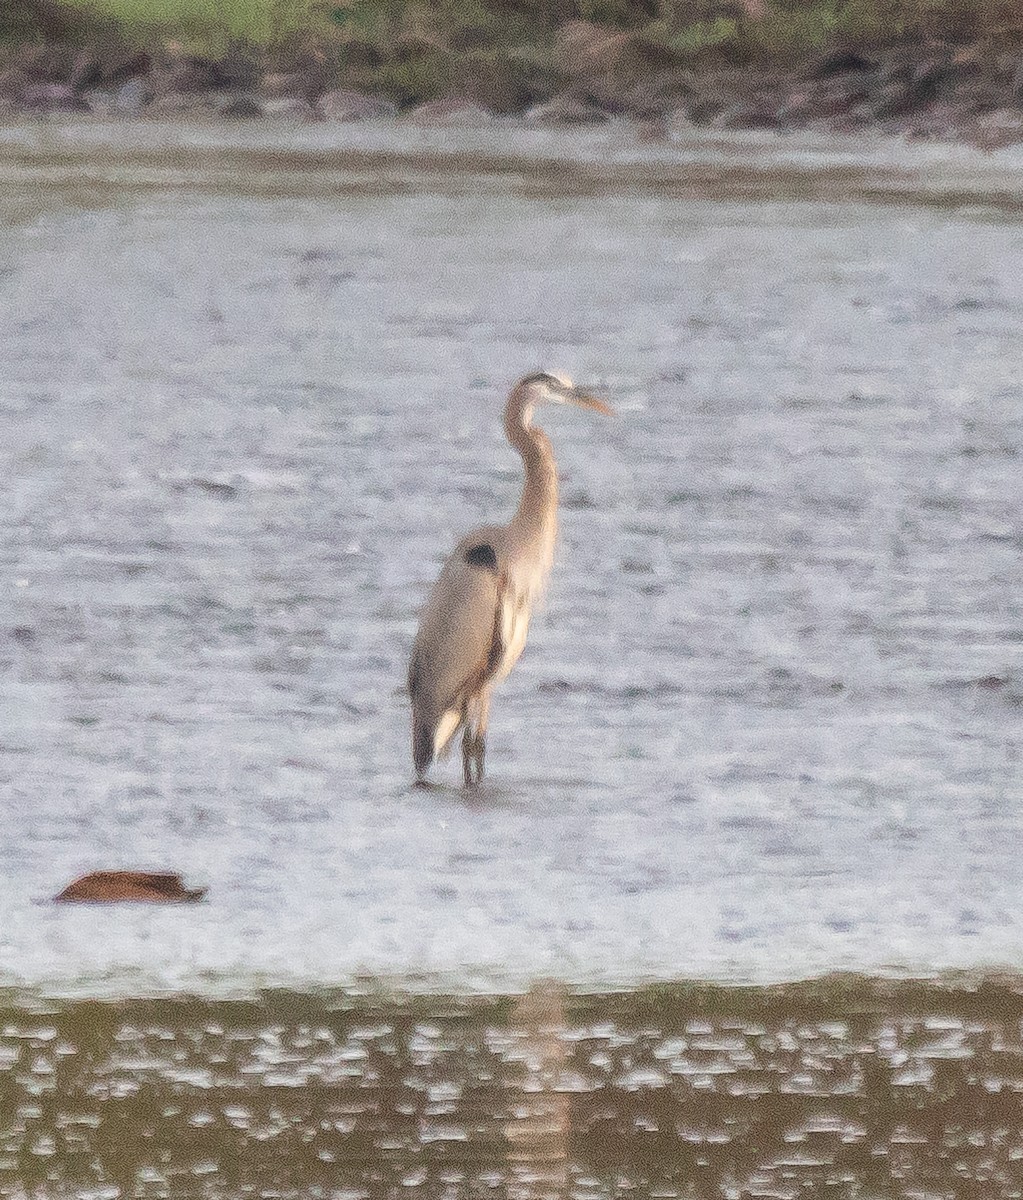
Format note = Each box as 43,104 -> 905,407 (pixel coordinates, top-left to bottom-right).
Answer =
0,120 -> 1021,995
4,979 -> 1023,1199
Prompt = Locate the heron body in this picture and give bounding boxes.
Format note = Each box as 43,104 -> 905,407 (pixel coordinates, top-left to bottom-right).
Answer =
407,373 -> 611,787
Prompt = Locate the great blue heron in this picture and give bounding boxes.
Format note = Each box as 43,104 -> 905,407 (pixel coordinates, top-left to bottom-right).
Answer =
407,372 -> 612,787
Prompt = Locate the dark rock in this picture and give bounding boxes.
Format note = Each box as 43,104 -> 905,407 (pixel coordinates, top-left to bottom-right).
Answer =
69,49 -> 103,92
13,42 -> 150,98
796,72 -> 872,121
601,68 -> 696,118
217,93 -> 263,118
153,56 -> 220,94
714,95 -> 781,129
803,49 -> 876,80
263,40 -> 335,96
21,82 -> 89,112
391,33 -> 445,63
212,45 -> 259,90
686,92 -> 728,125
633,113 -> 669,141
452,49 -> 548,115
54,871 -> 207,903
104,49 -> 152,86
152,47 -> 257,96
525,93 -> 612,125
318,88 -> 397,120
938,46 -> 987,95
1012,58 -> 1023,106
337,39 -> 384,74
0,67 -> 31,102
408,97 -> 495,125
869,55 -> 946,119
869,75 -> 936,119
69,47 -> 148,93
6,43 -> 77,86
886,52 -> 948,89
446,25 -> 496,53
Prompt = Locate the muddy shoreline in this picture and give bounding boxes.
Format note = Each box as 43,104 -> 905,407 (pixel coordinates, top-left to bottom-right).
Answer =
3,20 -> 1023,148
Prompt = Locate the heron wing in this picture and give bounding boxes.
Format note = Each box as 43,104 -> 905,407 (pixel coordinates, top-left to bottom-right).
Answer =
408,543 -> 505,757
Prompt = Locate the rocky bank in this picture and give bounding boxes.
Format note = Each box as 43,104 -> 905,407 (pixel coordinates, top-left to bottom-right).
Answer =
2,19 -> 1023,147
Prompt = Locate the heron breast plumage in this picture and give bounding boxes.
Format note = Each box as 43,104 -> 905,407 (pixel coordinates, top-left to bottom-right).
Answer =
495,583 -> 532,683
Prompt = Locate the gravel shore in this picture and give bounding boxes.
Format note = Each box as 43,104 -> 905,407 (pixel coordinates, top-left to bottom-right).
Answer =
4,20 -> 1023,147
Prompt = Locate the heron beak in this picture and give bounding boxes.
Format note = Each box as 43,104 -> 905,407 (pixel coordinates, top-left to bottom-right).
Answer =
567,386 -> 614,416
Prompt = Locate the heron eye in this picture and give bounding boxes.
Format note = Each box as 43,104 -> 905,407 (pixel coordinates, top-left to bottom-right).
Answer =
464,543 -> 498,571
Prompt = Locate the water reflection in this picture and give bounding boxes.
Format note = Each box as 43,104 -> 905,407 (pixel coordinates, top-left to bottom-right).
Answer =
1,979 -> 1022,1197
505,981 -> 569,1199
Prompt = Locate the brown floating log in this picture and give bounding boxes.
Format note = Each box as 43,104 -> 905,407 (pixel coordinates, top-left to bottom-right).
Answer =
54,871 -> 207,904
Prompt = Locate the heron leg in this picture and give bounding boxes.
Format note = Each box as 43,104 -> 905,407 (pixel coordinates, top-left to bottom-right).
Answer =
462,730 -> 487,788
462,691 -> 491,789
460,730 -> 485,787
468,692 -> 491,788
461,729 -> 476,788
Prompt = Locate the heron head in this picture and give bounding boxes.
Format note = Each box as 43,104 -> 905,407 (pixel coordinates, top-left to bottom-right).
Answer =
516,372 -> 614,416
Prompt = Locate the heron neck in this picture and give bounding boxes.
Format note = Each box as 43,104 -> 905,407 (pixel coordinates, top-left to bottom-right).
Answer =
504,400 -> 558,563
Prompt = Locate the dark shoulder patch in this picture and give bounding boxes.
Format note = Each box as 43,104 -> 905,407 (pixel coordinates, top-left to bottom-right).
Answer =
464,543 -> 498,571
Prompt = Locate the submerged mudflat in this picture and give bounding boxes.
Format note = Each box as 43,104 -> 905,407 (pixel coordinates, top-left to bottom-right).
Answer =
3,118 -> 1023,209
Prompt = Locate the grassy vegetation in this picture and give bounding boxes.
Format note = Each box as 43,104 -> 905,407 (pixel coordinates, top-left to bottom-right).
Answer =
4,0 -> 1023,81
62,0 -> 334,50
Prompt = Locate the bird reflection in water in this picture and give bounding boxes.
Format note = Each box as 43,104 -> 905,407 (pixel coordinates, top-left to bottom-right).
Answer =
505,980 -> 570,1199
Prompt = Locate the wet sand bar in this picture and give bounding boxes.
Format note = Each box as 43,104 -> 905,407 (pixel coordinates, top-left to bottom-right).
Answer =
2,976 -> 1022,1198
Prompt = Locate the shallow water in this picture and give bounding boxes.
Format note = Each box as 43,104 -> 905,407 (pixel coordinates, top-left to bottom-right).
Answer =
3,980 -> 1023,1198
0,120 -> 1021,995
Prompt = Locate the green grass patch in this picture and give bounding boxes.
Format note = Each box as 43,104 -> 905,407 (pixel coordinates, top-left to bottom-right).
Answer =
653,0 -> 1023,63
6,0 -> 1023,66
47,0 -> 537,50
666,16 -> 740,54
51,0 -> 343,50
65,0 -> 276,42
